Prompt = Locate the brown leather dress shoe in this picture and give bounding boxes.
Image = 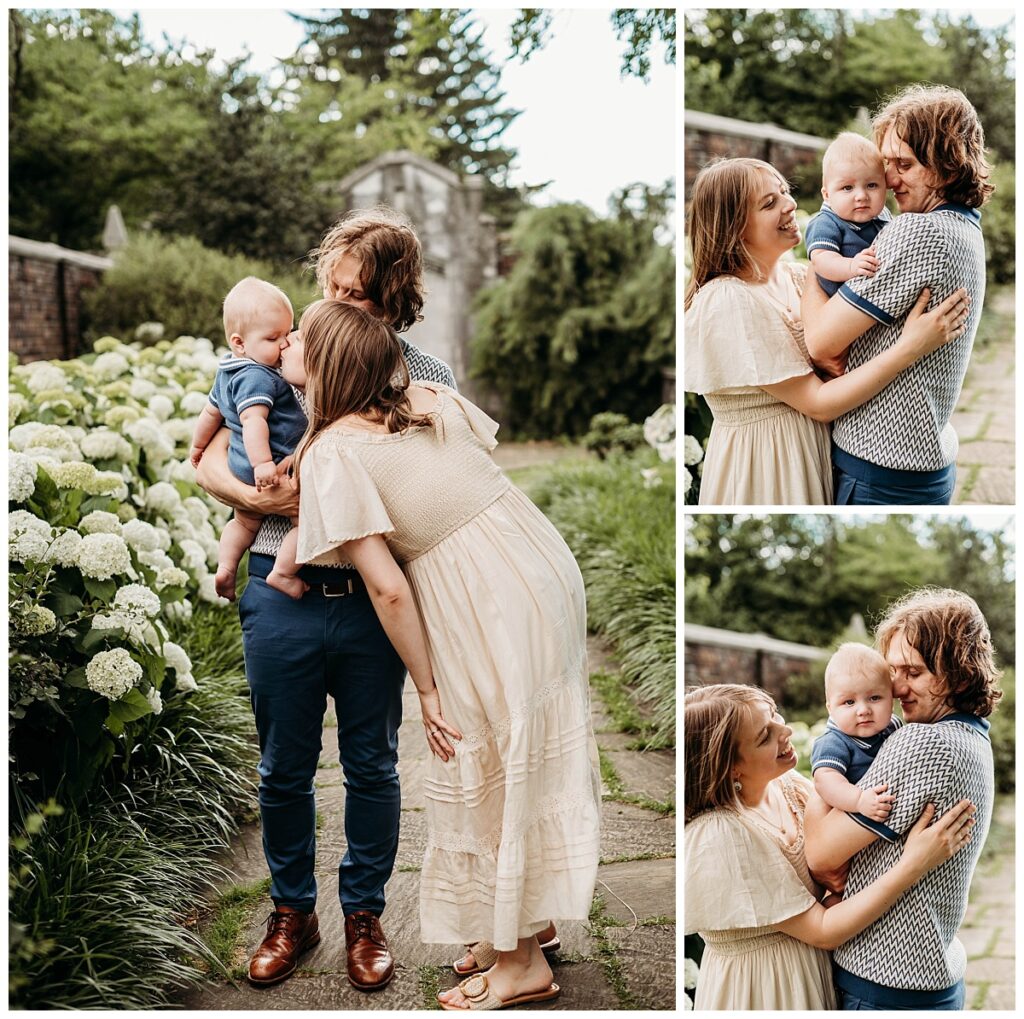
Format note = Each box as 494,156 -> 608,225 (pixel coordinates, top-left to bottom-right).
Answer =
247,906 -> 321,986
344,911 -> 395,990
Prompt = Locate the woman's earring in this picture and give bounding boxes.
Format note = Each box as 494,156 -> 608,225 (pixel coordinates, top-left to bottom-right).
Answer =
733,779 -> 743,793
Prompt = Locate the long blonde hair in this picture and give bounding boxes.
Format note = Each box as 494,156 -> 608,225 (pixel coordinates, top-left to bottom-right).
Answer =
684,157 -> 786,310
684,683 -> 776,822
293,300 -> 435,480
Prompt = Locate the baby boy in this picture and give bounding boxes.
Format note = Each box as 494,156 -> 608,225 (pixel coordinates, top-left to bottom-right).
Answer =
810,642 -> 903,820
805,132 -> 892,297
190,277 -> 307,601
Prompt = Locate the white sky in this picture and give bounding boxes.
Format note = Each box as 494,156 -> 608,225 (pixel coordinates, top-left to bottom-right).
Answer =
121,6 -> 676,215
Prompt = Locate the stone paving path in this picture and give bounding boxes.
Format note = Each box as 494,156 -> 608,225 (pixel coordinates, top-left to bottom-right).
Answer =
962,794 -> 1015,1010
179,634 -> 676,1011
953,287 -> 1014,505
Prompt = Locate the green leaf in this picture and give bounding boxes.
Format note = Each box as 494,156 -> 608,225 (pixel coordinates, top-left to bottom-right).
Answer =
158,586 -> 187,605
78,626 -> 122,653
63,667 -> 89,689
83,577 -> 117,602
108,687 -> 153,724
45,590 -> 84,617
80,495 -> 120,515
105,712 -> 125,737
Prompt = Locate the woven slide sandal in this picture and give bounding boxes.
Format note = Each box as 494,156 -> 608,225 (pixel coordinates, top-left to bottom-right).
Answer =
452,927 -> 561,976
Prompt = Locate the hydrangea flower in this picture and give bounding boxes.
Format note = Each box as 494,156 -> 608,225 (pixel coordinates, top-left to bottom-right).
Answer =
164,459 -> 197,484
9,392 -> 29,426
164,599 -> 193,623
180,391 -> 212,416
175,671 -> 198,692
24,425 -> 81,462
8,422 -> 45,451
137,548 -> 175,572
135,321 -> 165,344
148,395 -> 175,422
9,451 -> 38,503
145,687 -> 164,714
43,529 -> 83,567
9,510 -> 53,538
162,640 -> 193,677
46,460 -> 99,490
22,362 -> 68,394
162,419 -> 194,444
93,336 -> 124,353
683,435 -> 704,467
199,574 -> 229,604
80,511 -> 123,535
125,419 -> 175,463
15,605 -> 57,635
76,533 -> 133,580
145,481 -> 182,516
643,404 -> 676,463
122,518 -> 170,552
92,351 -> 131,381
129,378 -> 158,401
85,647 -> 142,699
85,471 -> 129,499
113,583 -> 162,619
10,529 -> 50,563
104,406 -> 142,429
155,566 -> 189,590
80,429 -> 134,463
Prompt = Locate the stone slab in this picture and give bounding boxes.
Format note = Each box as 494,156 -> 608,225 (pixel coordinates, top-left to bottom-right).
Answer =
603,747 -> 675,805
964,956 -> 1018,983
597,859 -> 676,923
604,924 -> 676,1010
957,923 -> 994,959
956,440 -> 1015,469
978,982 -> 1016,1010
950,412 -> 988,441
965,467 -> 1014,506
600,801 -> 676,860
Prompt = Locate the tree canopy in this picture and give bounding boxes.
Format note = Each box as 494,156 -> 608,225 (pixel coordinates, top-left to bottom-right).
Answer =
684,9 -> 1014,162
685,515 -> 1015,664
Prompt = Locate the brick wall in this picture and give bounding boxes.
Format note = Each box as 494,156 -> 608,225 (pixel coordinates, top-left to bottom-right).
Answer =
684,110 -> 829,201
684,625 -> 827,703
9,237 -> 112,363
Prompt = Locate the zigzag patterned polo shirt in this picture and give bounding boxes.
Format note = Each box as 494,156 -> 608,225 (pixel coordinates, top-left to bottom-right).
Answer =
833,204 -> 985,471
250,337 -> 456,562
832,714 -> 993,994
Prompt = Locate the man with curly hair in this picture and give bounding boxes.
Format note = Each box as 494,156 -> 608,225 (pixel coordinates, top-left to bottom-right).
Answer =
801,85 -> 993,505
196,207 -> 456,992
804,588 -> 1000,1010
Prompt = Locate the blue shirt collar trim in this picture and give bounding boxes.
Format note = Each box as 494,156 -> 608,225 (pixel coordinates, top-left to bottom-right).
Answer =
934,203 -> 982,228
940,711 -> 991,739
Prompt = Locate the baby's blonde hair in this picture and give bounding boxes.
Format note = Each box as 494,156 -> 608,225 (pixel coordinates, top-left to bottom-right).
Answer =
223,277 -> 293,341
822,132 -> 884,186
824,642 -> 890,703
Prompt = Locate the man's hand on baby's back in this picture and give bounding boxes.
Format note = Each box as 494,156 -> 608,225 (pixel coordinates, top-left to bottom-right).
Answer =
857,782 -> 895,821
851,247 -> 880,278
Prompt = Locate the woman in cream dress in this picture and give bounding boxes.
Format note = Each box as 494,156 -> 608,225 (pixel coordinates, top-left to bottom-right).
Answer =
284,301 -> 601,1011
683,157 -> 971,505
684,684 -> 975,1010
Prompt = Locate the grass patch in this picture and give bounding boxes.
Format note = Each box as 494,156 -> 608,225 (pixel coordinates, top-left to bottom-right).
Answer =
531,455 -> 674,748
199,878 -> 272,979
418,963 -> 445,1010
599,748 -> 674,816
587,894 -> 640,1009
600,851 -> 675,865
591,671 -> 653,739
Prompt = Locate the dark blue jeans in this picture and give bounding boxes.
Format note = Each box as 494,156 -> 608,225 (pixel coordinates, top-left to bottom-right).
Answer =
839,982 -> 965,1010
239,554 -> 406,915
832,444 -> 955,505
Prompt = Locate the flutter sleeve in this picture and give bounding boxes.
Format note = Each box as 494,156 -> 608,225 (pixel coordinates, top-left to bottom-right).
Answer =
295,438 -> 395,566
424,382 -> 500,451
684,809 -> 817,933
683,276 -> 812,394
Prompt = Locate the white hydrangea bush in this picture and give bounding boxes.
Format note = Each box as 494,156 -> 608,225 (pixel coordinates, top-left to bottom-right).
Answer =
9,332 -> 232,737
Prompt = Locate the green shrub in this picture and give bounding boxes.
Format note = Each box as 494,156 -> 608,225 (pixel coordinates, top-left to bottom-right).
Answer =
990,666 -> 1014,794
531,453 -> 675,747
82,233 -> 319,344
983,161 -> 1015,287
582,412 -> 646,459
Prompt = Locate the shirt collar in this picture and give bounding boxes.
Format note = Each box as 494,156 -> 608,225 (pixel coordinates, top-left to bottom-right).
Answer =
933,202 -> 983,228
939,711 -> 991,739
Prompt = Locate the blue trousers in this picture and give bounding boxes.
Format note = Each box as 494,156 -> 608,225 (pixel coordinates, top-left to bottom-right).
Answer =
239,554 -> 406,915
833,444 -> 955,505
839,982 -> 965,1010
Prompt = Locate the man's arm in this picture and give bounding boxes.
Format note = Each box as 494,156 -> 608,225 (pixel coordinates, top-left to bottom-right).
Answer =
802,270 -> 878,361
194,427 -> 298,516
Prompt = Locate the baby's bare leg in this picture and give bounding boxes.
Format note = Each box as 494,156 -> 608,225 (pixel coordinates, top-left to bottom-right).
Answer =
265,520 -> 309,600
216,510 -> 263,601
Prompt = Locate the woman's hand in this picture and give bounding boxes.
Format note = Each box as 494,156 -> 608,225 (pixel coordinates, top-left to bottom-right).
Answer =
899,799 -> 976,880
897,287 -> 971,360
418,685 -> 463,763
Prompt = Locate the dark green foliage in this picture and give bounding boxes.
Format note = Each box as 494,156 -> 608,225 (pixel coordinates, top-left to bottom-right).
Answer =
532,456 -> 675,747
471,190 -> 675,437
610,9 -> 676,80
82,233 -> 319,343
582,412 -> 646,459
685,515 -> 1014,664
983,162 -> 1015,287
9,605 -> 257,1008
988,668 -> 1015,794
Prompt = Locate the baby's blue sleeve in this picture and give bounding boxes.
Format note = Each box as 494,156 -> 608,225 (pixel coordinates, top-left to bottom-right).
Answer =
810,729 -> 853,775
804,212 -> 844,256
228,367 -> 287,415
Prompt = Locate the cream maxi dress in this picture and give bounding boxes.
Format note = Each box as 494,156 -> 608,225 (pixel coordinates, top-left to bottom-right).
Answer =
685,261 -> 832,505
296,384 -> 602,951
684,771 -> 837,1011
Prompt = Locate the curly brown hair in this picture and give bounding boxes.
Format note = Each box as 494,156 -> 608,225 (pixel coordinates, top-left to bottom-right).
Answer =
309,206 -> 426,332
875,588 -> 1002,718
684,684 -> 776,822
872,84 -> 994,209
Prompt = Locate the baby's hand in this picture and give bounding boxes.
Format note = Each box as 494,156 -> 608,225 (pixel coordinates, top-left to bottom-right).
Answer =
857,782 -> 895,821
851,247 -> 880,278
253,461 -> 279,491
189,445 -> 205,469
